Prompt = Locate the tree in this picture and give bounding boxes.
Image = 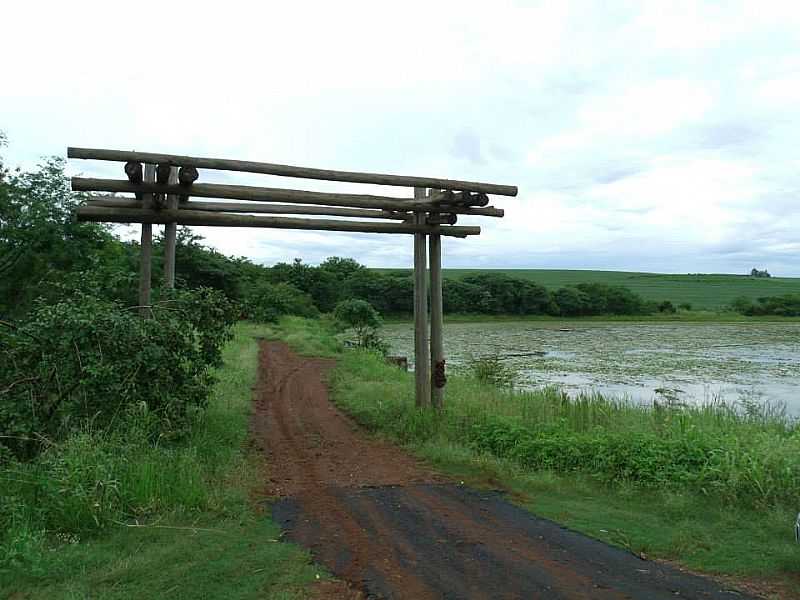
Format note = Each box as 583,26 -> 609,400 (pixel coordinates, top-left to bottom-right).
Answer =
462,273 -> 554,315
657,300 -> 677,314
333,299 -> 382,347
244,281 -> 318,322
269,258 -> 339,312
443,279 -> 493,313
319,256 -> 366,280
750,268 -> 771,278
0,152 -> 118,316
554,287 -> 590,316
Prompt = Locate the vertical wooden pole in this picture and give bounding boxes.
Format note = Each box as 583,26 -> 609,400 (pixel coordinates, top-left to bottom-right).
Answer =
138,164 -> 155,317
164,166 -> 179,288
429,202 -> 445,409
413,187 -> 430,408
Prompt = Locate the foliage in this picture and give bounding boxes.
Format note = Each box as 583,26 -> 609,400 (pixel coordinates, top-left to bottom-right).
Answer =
333,298 -> 386,351
344,269 -> 413,314
0,288 -> 236,460
243,280 -> 318,323
657,300 -> 677,313
326,343 -> 800,509
0,155 -> 118,316
462,273 -> 557,315
732,294 -> 800,317
268,258 -> 340,312
1,325 -> 327,598
465,355 -> 518,387
442,279 -> 493,313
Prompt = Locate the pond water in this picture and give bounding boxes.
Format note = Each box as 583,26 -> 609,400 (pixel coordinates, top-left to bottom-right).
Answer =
382,321 -> 800,416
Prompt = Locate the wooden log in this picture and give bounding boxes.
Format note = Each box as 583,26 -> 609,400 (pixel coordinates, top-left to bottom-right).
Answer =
427,213 -> 457,225
178,166 -> 199,203
446,205 -> 503,218
164,167 -> 179,289
85,197 -> 412,220
72,178 -> 445,212
473,193 -> 490,207
429,226 -> 444,410
429,190 -> 455,204
124,161 -> 143,183
156,163 -> 171,185
74,179 -> 505,217
75,206 -> 481,237
125,161 -> 144,202
449,191 -> 488,206
178,166 -> 199,186
84,195 -> 504,219
385,201 -> 504,218
413,187 -> 430,408
152,163 -> 171,209
68,147 -> 519,196
139,165 -> 155,317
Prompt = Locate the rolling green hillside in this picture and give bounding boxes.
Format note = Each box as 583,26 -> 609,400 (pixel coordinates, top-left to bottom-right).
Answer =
377,269 -> 800,310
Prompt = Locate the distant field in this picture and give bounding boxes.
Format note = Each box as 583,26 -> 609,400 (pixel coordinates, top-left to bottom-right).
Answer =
376,269 -> 800,310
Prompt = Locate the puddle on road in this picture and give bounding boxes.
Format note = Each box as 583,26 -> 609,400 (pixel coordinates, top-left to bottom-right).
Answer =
383,321 -> 800,415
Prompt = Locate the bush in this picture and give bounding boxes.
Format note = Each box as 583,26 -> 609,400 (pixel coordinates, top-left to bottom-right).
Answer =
657,300 -> 677,314
243,281 -> 318,323
0,288 -> 236,460
554,287 -> 590,316
466,355 -> 518,387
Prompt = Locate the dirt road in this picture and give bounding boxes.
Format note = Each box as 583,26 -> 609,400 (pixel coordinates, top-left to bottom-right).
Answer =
253,341 -> 758,600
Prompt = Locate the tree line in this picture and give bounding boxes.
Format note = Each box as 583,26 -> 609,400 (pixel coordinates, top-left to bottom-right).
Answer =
1,148 -> 679,324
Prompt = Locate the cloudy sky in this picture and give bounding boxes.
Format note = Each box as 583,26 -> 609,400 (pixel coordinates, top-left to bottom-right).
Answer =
3,1 -> 799,274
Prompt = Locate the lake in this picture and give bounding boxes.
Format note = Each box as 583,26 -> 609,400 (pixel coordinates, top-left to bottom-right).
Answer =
382,321 -> 800,416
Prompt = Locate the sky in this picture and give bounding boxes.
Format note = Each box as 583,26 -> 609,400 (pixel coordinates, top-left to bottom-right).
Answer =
2,0 -> 799,275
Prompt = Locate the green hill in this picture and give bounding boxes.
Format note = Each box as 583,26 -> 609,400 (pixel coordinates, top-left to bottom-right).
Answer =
376,269 -> 800,310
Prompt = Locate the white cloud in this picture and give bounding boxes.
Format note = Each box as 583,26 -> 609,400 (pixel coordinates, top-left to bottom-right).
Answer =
2,0 -> 800,274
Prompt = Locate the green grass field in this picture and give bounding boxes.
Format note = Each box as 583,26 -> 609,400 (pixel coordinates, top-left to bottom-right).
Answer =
377,268 -> 800,310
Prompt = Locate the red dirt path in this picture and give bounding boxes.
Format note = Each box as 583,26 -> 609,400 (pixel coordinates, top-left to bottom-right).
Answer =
251,341 -> 761,600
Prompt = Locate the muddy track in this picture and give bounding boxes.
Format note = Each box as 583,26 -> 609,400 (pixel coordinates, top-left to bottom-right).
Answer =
252,341 -> 759,600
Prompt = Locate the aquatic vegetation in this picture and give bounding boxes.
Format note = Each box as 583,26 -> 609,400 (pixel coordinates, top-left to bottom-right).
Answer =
383,321 -> 800,415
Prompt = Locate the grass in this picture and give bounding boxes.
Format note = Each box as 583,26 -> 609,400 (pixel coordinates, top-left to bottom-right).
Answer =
377,268 -> 800,311
270,317 -> 800,590
0,323 -> 326,600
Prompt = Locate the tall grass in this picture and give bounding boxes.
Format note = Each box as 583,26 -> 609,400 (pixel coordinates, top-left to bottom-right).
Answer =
0,323 -> 262,570
330,347 -> 800,508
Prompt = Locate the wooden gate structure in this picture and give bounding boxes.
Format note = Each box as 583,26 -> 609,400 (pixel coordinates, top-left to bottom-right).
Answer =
67,147 -> 517,409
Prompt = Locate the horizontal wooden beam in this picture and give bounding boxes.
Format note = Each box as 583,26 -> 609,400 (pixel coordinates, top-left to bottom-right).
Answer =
68,147 -> 518,196
446,205 -> 504,218
72,178 -> 443,211
85,197 -> 411,220
75,206 -> 480,237
84,196 -> 503,219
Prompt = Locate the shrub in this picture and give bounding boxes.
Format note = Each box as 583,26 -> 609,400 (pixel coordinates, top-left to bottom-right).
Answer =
243,281 -> 318,323
0,288 -> 236,460
333,299 -> 384,349
466,355 -> 518,387
657,300 -> 677,314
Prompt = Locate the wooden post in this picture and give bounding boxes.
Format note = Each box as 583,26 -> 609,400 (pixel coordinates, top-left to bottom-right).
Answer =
164,167 -> 179,288
138,164 -> 155,316
413,187 -> 430,408
429,196 -> 445,409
